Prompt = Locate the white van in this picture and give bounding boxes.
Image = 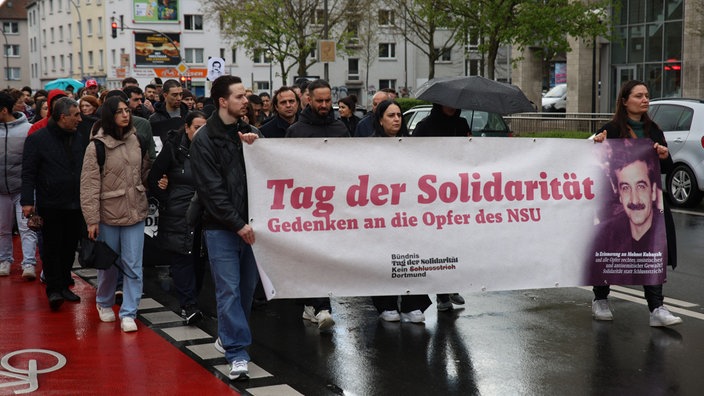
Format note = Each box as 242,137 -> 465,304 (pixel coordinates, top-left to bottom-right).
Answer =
542,84 -> 567,112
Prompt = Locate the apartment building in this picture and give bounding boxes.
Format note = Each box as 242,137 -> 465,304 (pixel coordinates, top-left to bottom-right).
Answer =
2,0 -> 31,89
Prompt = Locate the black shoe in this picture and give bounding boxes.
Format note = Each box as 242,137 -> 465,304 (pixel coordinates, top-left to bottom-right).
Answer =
114,290 -> 123,306
61,289 -> 81,302
182,305 -> 204,326
48,293 -> 64,311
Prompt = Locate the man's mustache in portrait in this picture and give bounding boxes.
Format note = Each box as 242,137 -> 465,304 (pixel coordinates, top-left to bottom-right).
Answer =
627,202 -> 646,211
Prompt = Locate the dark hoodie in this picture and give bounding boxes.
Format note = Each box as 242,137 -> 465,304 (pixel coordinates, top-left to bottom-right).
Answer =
285,106 -> 349,138
28,89 -> 68,135
412,104 -> 471,137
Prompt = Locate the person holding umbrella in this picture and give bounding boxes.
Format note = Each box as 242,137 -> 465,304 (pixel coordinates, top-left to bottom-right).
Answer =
411,103 -> 468,311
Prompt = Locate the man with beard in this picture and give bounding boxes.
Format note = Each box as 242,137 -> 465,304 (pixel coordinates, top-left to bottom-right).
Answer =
286,79 -> 348,332
124,85 -> 154,119
189,75 -> 260,381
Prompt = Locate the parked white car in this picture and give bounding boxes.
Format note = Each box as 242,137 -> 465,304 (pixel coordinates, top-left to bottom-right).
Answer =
542,84 -> 567,112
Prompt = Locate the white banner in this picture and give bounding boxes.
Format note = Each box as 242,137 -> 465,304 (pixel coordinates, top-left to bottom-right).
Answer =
244,137 -> 666,299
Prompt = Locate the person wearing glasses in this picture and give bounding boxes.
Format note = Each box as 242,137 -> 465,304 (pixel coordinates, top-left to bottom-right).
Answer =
80,96 -> 151,332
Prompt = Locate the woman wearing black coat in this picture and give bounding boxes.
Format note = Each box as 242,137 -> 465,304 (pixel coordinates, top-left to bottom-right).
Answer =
370,100 -> 431,323
338,95 -> 360,137
148,111 -> 207,325
591,80 -> 681,327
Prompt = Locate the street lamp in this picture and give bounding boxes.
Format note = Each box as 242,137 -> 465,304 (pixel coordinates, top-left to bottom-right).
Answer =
68,0 -> 85,80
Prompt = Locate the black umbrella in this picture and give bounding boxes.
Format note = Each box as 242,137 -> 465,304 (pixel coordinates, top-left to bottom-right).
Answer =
415,76 -> 535,115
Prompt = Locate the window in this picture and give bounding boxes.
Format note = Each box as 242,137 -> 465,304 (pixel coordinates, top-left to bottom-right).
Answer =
98,17 -> 103,37
60,54 -> 65,70
4,45 -> 20,57
185,48 -> 204,64
2,22 -> 20,34
253,48 -> 272,64
184,15 -> 203,31
379,79 -> 396,90
51,56 -> 56,71
88,50 -> 94,68
309,48 -> 316,59
50,0 -> 54,14
231,47 -> 237,64
99,49 -> 104,69
59,26 -> 64,42
220,48 -> 225,59
379,10 -> 395,26
435,47 -> 451,62
42,29 -> 46,46
348,58 -> 359,80
312,9 -> 325,25
58,0 -> 62,12
67,24 -> 72,43
255,81 -> 270,92
87,19 -> 93,36
379,43 -> 396,59
50,28 -> 55,43
4,67 -> 21,81
346,22 -> 360,46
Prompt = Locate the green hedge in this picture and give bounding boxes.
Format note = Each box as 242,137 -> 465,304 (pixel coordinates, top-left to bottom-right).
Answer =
397,98 -> 429,113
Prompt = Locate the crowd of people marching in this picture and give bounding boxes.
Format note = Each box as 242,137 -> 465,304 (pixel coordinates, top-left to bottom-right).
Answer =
0,75 -> 681,381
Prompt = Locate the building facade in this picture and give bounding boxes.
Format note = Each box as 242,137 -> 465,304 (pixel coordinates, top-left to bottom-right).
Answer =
2,0 -> 31,90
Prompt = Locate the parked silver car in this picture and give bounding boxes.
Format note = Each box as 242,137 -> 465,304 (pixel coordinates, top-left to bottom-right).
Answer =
649,99 -> 704,207
403,105 -> 512,137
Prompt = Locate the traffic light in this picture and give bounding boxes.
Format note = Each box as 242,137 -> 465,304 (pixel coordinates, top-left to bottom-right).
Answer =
186,76 -> 192,90
111,21 -> 118,38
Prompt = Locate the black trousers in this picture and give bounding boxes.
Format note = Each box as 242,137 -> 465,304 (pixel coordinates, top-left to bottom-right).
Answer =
593,284 -> 664,312
39,207 -> 83,296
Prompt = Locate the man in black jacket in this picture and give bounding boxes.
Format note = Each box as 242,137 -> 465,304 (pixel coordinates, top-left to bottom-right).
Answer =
189,75 -> 259,381
21,97 -> 87,310
286,79 -> 349,138
285,79 -> 347,331
259,86 -> 299,138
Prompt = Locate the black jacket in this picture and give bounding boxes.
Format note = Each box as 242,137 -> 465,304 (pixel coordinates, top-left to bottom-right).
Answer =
21,119 -> 88,210
189,113 -> 251,232
413,104 -> 471,137
286,106 -> 349,138
260,114 -> 295,138
148,130 -> 196,254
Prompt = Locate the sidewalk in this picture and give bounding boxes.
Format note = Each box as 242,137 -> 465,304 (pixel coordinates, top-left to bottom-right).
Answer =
0,237 -> 239,395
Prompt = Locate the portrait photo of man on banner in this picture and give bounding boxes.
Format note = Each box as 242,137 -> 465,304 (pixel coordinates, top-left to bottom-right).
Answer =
584,138 -> 668,286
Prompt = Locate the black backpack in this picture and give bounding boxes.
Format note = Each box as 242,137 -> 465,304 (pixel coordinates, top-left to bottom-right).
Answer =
93,134 -> 148,173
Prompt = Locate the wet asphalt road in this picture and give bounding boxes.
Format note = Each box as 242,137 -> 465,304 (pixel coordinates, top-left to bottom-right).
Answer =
142,208 -> 704,395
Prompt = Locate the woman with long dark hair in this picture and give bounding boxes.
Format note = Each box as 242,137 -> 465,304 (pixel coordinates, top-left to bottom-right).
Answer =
591,80 -> 681,327
81,96 -> 151,332
370,100 -> 431,323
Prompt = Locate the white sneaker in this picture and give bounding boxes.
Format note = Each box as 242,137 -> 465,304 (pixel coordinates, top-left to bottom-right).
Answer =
22,266 -> 36,281
121,317 -> 138,332
315,310 -> 335,330
650,306 -> 683,327
214,337 -> 225,354
228,360 -> 249,380
401,310 -> 425,323
0,261 -> 10,276
592,299 -> 613,321
302,305 -> 318,323
96,304 -> 116,322
379,310 -> 401,322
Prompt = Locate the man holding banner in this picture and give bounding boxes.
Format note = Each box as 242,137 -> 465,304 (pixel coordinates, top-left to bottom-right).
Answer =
590,80 -> 681,327
189,75 -> 260,380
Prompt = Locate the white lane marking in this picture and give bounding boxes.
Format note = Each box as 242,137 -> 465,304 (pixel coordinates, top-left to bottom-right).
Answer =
579,286 -> 704,320
609,285 -> 699,307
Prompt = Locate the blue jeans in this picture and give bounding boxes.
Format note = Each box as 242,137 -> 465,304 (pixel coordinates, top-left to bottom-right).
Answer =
96,222 -> 144,319
0,193 -> 38,267
204,229 -> 258,363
